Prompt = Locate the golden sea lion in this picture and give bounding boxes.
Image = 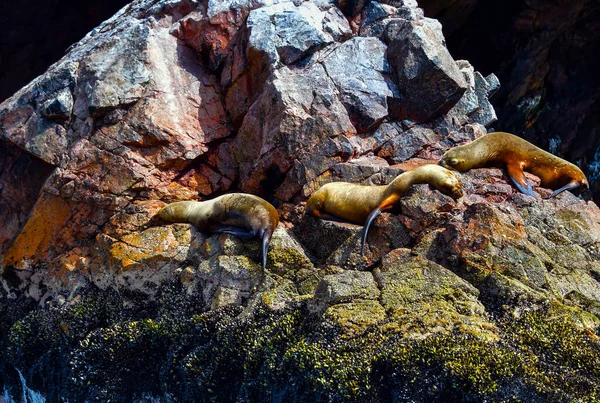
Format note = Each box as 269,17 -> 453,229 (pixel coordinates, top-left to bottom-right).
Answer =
157,193 -> 279,269
438,132 -> 589,199
305,164 -> 463,255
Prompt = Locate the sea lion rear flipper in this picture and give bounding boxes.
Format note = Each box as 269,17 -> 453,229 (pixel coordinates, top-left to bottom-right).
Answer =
213,226 -> 256,239
506,163 -> 537,199
361,195 -> 400,255
361,208 -> 381,256
549,181 -> 580,198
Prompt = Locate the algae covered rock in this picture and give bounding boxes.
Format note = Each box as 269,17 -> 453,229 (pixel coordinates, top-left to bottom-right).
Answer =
374,249 -> 498,339
1,0 -> 600,401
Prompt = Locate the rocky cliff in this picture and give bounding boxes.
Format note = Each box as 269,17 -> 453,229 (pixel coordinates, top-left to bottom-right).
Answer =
1,0 -> 600,401
422,0 -> 600,201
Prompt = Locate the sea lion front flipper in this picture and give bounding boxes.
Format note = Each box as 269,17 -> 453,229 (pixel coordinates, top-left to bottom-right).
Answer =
360,195 -> 400,256
506,163 -> 537,199
318,213 -> 348,223
261,229 -> 274,270
361,208 -> 382,256
549,181 -> 580,198
213,226 -> 256,239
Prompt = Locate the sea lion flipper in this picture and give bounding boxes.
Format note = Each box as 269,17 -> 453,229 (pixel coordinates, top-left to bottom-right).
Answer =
361,195 -> 401,255
506,163 -> 537,199
213,226 -> 256,239
261,229 -> 273,270
361,208 -> 382,256
549,181 -> 579,198
306,204 -> 345,222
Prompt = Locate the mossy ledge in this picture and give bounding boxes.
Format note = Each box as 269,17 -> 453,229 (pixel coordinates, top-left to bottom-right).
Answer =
1,282 -> 599,402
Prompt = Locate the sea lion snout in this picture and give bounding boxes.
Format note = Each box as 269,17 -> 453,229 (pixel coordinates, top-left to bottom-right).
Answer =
445,181 -> 463,199
452,186 -> 464,199
438,156 -> 456,170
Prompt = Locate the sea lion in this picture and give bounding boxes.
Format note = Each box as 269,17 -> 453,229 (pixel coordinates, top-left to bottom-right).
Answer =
305,164 -> 463,255
157,193 -> 279,270
438,132 -> 589,199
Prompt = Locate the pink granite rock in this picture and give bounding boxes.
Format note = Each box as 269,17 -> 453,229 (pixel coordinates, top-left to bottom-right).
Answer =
1,0 -> 598,329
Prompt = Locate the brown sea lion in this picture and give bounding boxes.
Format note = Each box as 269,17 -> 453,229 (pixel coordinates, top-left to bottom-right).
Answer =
439,132 -> 589,199
157,193 -> 279,270
305,164 -> 463,255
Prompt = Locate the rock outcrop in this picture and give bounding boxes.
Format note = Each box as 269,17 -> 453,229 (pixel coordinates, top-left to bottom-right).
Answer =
1,0 -> 599,402
422,0 -> 600,202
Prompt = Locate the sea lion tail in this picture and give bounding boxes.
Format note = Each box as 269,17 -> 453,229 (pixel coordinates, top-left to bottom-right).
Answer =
361,208 -> 382,256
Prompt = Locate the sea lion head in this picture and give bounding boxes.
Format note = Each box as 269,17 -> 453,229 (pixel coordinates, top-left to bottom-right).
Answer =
157,203 -> 181,223
429,165 -> 464,199
438,146 -> 471,172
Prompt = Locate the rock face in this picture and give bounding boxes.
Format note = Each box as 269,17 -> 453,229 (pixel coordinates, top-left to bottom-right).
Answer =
385,18 -> 467,122
422,0 -> 600,202
1,0 -> 599,402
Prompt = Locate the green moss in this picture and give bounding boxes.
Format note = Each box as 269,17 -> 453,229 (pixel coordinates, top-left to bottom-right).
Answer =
501,308 -> 600,401
268,245 -> 314,277
2,281 -> 600,402
324,300 -> 386,337
375,335 -> 524,399
68,318 -> 171,401
8,309 -> 65,365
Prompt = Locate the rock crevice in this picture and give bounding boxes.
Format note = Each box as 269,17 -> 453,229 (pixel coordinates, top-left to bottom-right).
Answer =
1,0 -> 600,401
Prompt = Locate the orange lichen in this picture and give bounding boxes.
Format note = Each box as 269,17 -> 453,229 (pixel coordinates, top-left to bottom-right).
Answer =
48,247 -> 90,279
106,227 -> 182,271
3,193 -> 71,268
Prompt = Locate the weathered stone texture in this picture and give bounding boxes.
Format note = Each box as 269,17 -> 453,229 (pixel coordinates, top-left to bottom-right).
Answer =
1,1 -> 600,401
385,18 -> 467,123
0,0 -> 598,358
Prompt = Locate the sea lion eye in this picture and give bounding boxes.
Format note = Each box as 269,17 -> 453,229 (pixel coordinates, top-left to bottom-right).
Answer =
450,158 -> 459,166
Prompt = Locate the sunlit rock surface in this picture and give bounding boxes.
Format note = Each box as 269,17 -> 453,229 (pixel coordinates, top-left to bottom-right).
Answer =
1,0 -> 599,401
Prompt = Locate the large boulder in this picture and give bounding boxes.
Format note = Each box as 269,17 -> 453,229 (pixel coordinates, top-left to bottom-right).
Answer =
1,0 -> 600,402
386,18 -> 468,122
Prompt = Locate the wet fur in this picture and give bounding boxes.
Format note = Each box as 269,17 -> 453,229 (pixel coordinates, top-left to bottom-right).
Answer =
305,164 -> 463,255
439,132 -> 589,198
157,194 -> 279,269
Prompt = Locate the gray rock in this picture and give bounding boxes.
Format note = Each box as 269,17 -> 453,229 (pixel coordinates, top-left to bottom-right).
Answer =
380,0 -> 419,7
207,0 -> 252,19
373,248 -> 497,339
447,60 -> 499,128
233,63 -> 355,201
247,2 -> 334,66
386,18 -> 467,123
469,72 -> 500,127
40,88 -> 73,121
329,159 -> 403,185
322,6 -> 352,41
313,270 -> 380,308
323,37 -> 399,132
378,125 -> 440,162
80,21 -> 151,117
361,1 -> 398,27
22,120 -> 69,165
360,1 -> 423,37
195,254 -> 262,310
293,215 -> 363,264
